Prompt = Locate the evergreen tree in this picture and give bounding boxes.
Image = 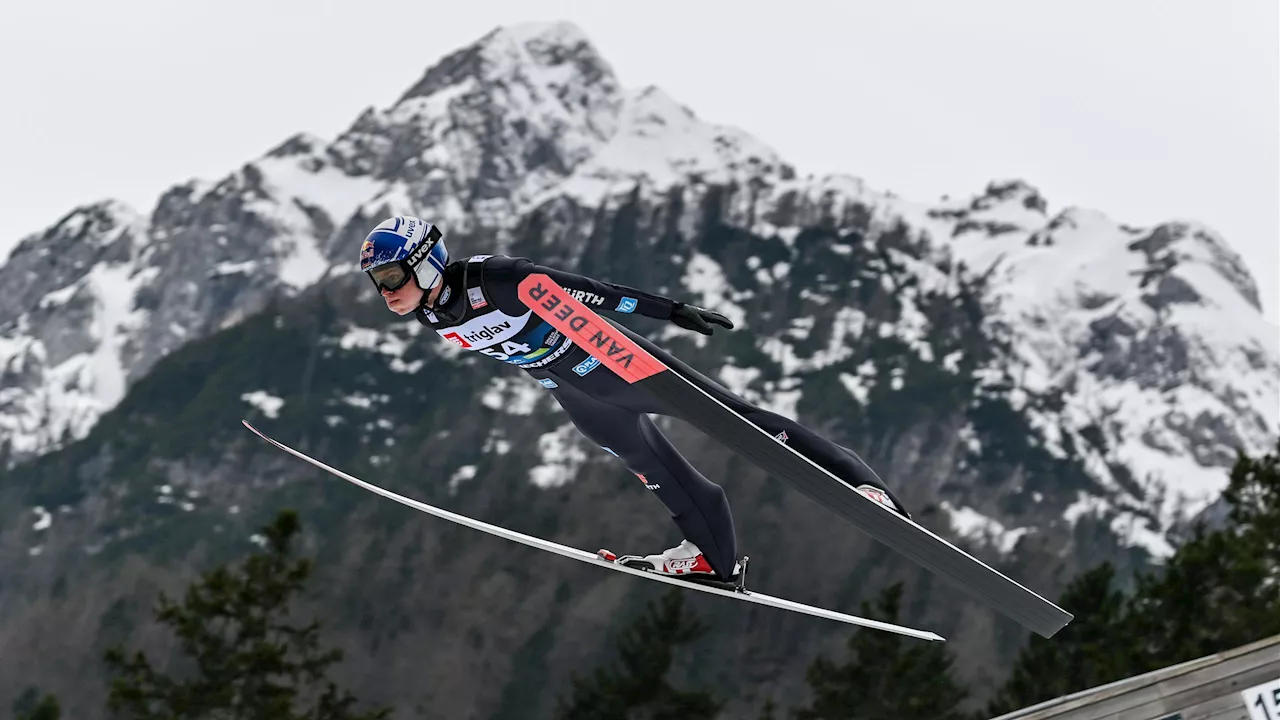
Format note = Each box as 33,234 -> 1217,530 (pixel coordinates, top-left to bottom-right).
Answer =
984,564 -> 1132,716
790,583 -> 974,720
554,588 -> 722,720
1125,439 -> 1280,671
13,692 -> 60,720
990,438 -> 1280,713
102,509 -> 391,720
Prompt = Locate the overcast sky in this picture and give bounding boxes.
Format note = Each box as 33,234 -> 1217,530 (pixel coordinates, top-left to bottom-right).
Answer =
2,0 -> 1276,319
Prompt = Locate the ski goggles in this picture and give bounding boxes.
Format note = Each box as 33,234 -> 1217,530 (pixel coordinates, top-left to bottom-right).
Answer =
367,261 -> 415,293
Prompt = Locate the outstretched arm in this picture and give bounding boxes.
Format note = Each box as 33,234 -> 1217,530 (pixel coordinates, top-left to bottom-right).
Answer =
517,258 -> 677,318
485,256 -> 734,335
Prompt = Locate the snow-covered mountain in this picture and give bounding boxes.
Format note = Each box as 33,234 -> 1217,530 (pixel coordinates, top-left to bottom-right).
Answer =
897,181 -> 1278,554
1,20 -> 1275,564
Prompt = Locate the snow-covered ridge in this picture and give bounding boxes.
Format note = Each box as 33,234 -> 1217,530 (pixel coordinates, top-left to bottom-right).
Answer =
879,181 -> 1279,552
545,85 -> 792,208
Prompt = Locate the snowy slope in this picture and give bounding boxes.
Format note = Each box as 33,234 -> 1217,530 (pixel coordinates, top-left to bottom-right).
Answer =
0,202 -> 152,456
544,84 -> 792,209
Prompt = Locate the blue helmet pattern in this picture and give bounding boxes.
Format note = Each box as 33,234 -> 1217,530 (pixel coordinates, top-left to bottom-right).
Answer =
359,216 -> 448,290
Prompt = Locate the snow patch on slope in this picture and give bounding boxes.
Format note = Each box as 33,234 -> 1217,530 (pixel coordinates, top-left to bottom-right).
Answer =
553,85 -> 785,208
942,501 -> 1033,554
481,376 -> 544,415
0,201 -> 151,458
241,391 -> 284,419
762,307 -> 867,374
529,423 -> 589,489
85,262 -> 148,409
255,151 -> 384,232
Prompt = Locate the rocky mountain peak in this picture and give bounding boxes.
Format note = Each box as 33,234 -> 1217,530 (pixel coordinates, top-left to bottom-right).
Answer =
978,178 -> 1049,212
925,178 -> 1049,239
544,83 -> 793,210
398,21 -> 618,109
323,20 -> 625,229
1125,220 -> 1263,313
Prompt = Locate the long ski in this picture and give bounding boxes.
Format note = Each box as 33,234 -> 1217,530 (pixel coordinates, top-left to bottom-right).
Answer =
516,274 -> 1073,639
241,419 -> 944,642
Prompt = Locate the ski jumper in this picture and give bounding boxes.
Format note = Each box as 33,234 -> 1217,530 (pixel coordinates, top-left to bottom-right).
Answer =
415,255 -> 905,580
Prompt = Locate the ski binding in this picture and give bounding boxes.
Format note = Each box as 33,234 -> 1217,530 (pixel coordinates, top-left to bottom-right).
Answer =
596,549 -> 750,593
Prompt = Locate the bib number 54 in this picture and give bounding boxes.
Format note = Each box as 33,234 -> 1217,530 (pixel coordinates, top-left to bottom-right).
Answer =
479,341 -> 533,361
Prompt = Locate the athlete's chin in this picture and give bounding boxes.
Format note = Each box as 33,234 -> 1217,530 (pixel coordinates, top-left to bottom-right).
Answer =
385,299 -> 413,315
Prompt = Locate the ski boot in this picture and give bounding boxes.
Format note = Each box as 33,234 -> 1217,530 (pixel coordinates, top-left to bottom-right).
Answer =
856,483 -> 910,519
597,539 -> 749,592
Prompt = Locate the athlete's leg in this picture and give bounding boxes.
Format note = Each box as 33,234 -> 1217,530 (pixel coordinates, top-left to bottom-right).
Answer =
534,374 -> 738,578
609,323 -> 911,518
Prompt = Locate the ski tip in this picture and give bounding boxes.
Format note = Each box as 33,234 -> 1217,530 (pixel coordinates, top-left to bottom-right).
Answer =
241,419 -> 267,440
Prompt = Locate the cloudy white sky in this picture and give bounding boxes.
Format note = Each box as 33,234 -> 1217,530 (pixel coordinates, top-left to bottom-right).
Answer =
2,0 -> 1276,319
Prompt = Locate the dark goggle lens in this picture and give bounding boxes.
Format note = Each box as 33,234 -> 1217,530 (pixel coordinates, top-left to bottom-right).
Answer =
369,263 -> 411,291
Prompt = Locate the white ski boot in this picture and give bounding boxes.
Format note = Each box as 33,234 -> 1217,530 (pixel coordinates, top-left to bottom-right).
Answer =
598,539 -> 748,591
856,484 -> 902,513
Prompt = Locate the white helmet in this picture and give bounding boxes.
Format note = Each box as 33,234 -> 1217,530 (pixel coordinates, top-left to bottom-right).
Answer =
359,216 -> 448,292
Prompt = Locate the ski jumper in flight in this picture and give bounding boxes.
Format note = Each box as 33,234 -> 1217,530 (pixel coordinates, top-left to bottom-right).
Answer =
359,216 -> 908,582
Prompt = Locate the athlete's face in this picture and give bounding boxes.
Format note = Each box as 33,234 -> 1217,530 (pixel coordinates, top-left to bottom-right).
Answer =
382,276 -> 425,315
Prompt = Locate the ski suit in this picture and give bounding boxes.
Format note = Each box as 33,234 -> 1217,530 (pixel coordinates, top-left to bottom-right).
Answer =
415,254 -> 904,580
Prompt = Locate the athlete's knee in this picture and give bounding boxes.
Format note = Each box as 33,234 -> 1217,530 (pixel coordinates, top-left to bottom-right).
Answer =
694,476 -> 729,505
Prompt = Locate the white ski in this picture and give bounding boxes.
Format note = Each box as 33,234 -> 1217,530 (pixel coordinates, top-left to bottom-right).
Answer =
241,419 -> 944,642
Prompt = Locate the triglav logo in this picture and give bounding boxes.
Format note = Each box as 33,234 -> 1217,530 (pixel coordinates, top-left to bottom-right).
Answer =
461,321 -> 512,344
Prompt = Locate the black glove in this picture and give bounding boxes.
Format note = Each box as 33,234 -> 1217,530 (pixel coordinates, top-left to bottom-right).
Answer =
670,302 -> 734,335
